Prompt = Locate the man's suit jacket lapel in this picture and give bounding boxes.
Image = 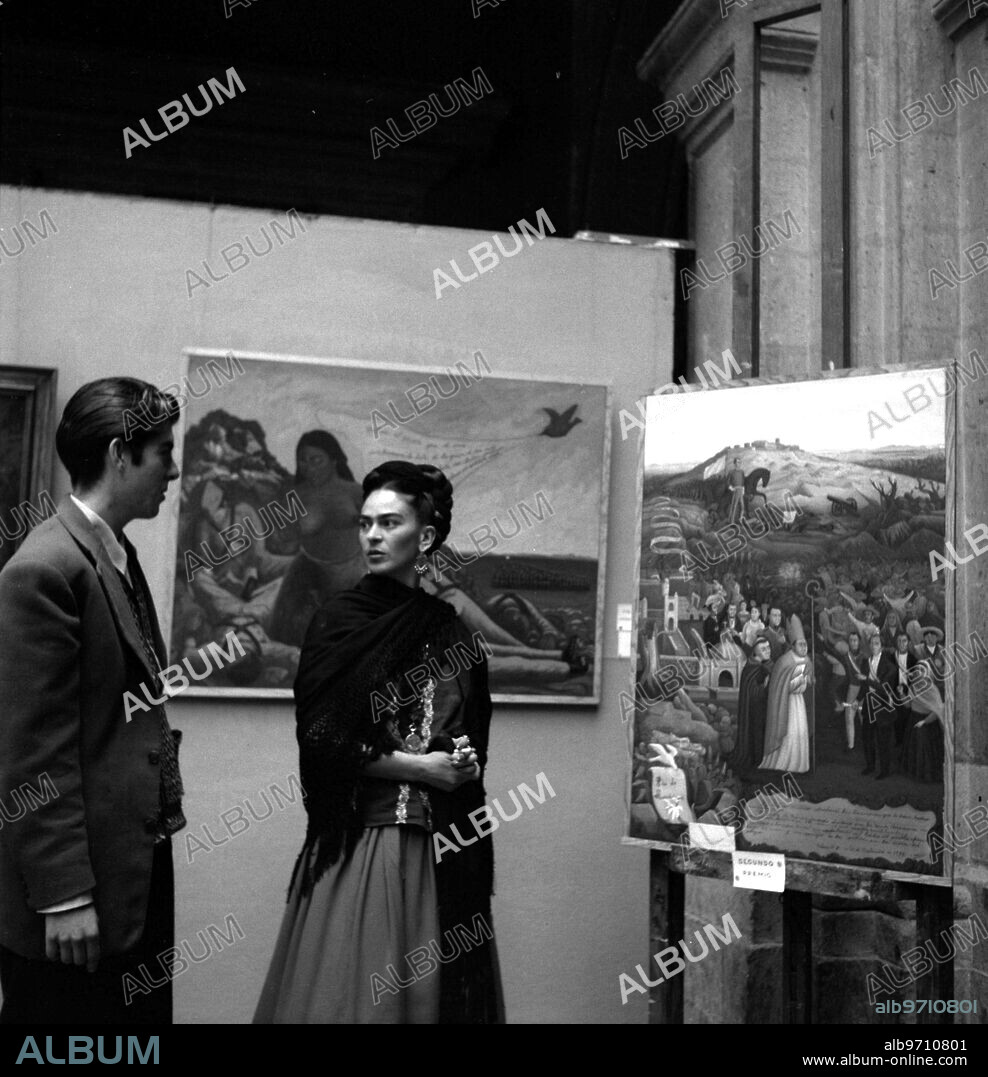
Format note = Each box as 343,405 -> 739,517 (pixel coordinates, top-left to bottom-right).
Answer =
122,533 -> 167,663
55,496 -> 161,683
865,654 -> 883,686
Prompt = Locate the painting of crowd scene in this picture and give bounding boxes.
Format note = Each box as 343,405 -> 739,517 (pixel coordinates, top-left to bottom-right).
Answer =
628,372 -> 950,875
168,350 -> 608,703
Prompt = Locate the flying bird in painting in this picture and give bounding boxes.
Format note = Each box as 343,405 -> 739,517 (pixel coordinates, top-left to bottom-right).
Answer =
540,405 -> 582,437
321,400 -> 586,490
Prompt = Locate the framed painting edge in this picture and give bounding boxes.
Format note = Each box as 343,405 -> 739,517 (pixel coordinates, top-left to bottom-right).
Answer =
618,836 -> 951,891
166,348 -> 613,705
0,365 -> 58,569
181,346 -> 614,389
626,365 -> 954,887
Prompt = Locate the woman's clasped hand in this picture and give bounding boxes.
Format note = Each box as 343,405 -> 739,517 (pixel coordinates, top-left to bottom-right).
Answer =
418,736 -> 480,791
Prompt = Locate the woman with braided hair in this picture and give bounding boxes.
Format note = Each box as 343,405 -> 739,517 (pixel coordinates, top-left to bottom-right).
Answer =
254,461 -> 503,1024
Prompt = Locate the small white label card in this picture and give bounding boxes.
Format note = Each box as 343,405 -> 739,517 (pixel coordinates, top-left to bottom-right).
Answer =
732,850 -> 785,892
688,821 -> 736,854
616,603 -> 633,658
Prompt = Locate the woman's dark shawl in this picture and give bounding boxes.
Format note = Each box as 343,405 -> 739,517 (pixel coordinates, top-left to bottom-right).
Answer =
291,572 -> 499,1022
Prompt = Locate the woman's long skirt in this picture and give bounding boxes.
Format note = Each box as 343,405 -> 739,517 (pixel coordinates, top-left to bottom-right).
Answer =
901,712 -> 944,784
253,825 -> 440,1024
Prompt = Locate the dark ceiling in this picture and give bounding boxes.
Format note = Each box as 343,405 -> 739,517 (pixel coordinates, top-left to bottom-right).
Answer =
1,0 -> 687,238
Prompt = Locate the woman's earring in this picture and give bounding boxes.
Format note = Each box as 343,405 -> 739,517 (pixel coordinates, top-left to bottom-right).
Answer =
414,553 -> 430,577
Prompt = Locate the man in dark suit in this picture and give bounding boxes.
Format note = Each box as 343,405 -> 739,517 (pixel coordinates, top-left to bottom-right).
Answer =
0,377 -> 182,1024
717,602 -> 745,652
763,605 -> 788,661
890,630 -> 917,748
860,633 -> 899,779
919,624 -> 946,699
702,595 -> 725,652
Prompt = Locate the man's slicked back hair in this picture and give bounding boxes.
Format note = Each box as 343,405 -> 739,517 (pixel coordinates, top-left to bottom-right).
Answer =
56,377 -> 179,487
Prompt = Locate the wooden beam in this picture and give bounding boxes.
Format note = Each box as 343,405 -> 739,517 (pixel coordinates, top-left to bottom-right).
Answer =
622,836 -> 950,898
783,890 -> 813,1022
649,851 -> 686,1023
916,886 -> 955,1024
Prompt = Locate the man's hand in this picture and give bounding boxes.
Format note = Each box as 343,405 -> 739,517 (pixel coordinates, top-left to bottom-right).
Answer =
45,905 -> 100,973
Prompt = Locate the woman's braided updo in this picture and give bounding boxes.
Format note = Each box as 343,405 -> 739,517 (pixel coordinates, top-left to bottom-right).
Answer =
361,461 -> 453,554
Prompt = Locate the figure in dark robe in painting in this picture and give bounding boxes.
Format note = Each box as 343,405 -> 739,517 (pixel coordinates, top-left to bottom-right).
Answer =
731,636 -> 773,771
727,457 -> 745,524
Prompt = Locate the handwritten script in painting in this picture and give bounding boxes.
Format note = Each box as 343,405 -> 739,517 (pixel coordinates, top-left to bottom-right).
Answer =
740,795 -> 935,867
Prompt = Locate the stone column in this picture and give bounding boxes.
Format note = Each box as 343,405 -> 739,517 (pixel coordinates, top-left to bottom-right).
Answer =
933,0 -> 988,1020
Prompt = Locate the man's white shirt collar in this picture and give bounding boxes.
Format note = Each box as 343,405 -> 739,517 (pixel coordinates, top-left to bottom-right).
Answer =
70,494 -> 130,582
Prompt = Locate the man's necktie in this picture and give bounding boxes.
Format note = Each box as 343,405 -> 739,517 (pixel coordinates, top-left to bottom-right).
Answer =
120,552 -> 186,841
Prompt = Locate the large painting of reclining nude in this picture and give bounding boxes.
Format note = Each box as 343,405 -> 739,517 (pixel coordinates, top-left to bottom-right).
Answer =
165,349 -> 610,703
626,367 -> 958,881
